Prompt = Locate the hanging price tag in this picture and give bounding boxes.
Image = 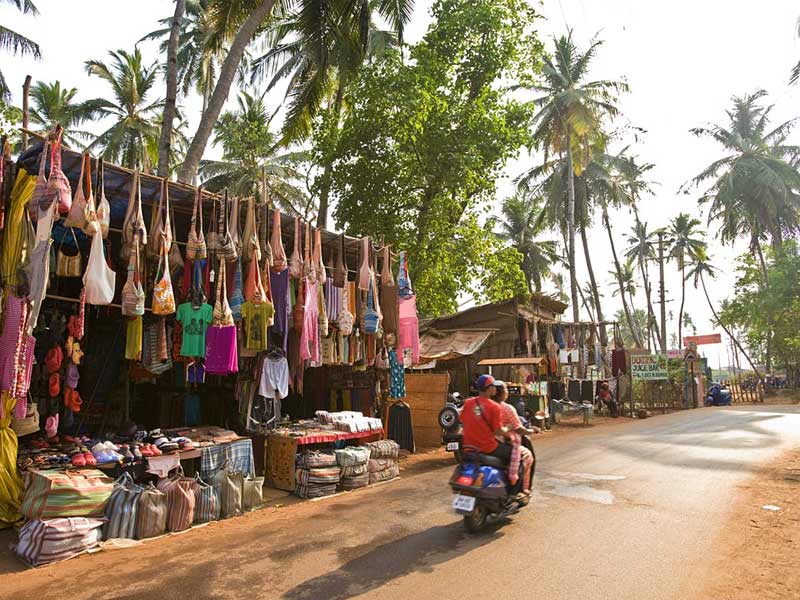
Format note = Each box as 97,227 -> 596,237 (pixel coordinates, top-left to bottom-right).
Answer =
210,269 -> 215,283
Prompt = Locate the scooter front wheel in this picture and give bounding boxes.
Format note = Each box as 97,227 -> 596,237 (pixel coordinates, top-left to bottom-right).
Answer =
463,505 -> 488,533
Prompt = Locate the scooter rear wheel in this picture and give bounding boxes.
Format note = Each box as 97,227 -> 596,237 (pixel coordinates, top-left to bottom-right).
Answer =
463,505 -> 488,533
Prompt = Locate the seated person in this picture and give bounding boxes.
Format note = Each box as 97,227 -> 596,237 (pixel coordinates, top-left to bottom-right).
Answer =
461,374 -> 512,464
597,380 -> 617,416
493,381 -> 534,497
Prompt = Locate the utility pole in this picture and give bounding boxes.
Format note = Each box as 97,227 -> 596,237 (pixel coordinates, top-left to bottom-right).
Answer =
21,75 -> 31,151
658,232 -> 667,353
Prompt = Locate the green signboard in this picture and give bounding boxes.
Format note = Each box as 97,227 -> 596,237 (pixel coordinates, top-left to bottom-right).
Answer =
631,354 -> 669,381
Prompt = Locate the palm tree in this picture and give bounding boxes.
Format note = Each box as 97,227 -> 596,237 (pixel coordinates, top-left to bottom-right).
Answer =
608,258 -> 642,348
625,219 -> 661,348
550,271 -> 570,305
28,81 -> 106,147
156,0 -> 186,178
199,91 -> 309,216
0,0 -> 41,101
251,0 -> 411,227
791,17 -> 800,85
685,246 -> 763,383
84,48 -> 164,170
521,31 -> 628,329
688,90 -> 800,259
497,195 -> 559,293
666,212 -> 704,346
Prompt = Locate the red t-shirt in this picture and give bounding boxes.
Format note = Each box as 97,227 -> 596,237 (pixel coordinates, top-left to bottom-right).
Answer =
461,396 -> 502,453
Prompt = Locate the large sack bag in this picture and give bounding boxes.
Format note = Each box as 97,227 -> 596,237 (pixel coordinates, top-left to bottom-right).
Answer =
367,458 -> 395,473
21,468 -> 113,520
16,517 -> 103,567
335,447 -> 370,467
156,468 -> 196,532
298,450 -> 337,468
211,462 -> 243,519
242,476 -> 264,512
368,462 -> 400,484
365,440 -> 400,459
191,473 -> 216,524
103,472 -> 142,540
135,483 -> 168,539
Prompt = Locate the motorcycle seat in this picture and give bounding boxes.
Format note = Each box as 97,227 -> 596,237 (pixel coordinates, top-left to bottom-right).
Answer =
476,454 -> 505,469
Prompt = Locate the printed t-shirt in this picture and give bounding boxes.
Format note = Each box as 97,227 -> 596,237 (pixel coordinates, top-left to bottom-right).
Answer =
176,302 -> 213,357
242,301 -> 275,352
461,396 -> 502,454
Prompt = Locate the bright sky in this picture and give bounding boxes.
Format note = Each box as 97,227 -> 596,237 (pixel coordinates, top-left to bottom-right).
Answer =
4,0 -> 800,370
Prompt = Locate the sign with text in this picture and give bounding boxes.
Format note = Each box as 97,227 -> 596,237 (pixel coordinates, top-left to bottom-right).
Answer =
666,349 -> 684,359
683,334 -> 722,346
631,354 -> 669,381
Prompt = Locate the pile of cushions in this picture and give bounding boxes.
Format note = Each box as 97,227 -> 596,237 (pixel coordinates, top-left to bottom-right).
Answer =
16,468 -> 113,565
295,450 -> 340,498
336,447 -> 371,490
365,440 -> 400,484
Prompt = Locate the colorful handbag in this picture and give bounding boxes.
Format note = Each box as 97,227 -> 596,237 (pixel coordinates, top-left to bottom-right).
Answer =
270,208 -> 287,272
64,151 -> 89,228
103,472 -> 142,540
206,197 -> 219,252
147,179 -> 172,258
21,468 -> 114,519
95,157 -> 110,238
56,228 -> 83,278
28,140 -> 49,220
229,256 -> 244,321
168,207 -> 184,274
363,278 -> 379,334
152,234 -> 176,315
212,258 -> 234,327
120,168 -> 147,260
191,473 -> 216,523
16,517 -> 103,567
218,190 -> 238,261
135,483 -> 168,539
121,234 -> 145,316
43,128 -> 72,214
186,187 -> 207,260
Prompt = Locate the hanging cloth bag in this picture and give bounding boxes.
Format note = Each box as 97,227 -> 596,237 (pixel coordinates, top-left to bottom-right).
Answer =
122,234 -> 145,316
333,233 -> 347,288
29,140 -> 50,220
288,217 -> 303,279
314,228 -> 326,285
83,219 -> 116,305
95,158 -> 111,239
218,190 -> 238,261
120,169 -> 148,260
358,237 -> 371,291
186,187 -> 207,260
229,195 -> 242,256
55,228 -> 83,278
260,203 -> 272,268
147,179 -> 172,258
152,232 -> 176,316
206,197 -> 219,252
206,258 -> 238,375
363,278 -> 380,334
63,150 -> 89,228
168,207 -> 184,274
270,209 -> 287,272
242,197 -> 258,263
43,128 -> 72,214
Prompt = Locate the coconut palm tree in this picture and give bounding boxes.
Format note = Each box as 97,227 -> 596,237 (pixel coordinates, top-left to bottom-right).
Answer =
625,219 -> 661,348
84,48 -> 164,170
28,81 -> 105,147
0,0 -> 41,101
608,258 -> 642,348
685,246 -> 763,383
791,17 -> 800,85
199,91 -> 309,216
688,90 -> 800,259
155,0 -> 186,178
519,31 -> 628,328
666,212 -> 704,346
496,195 -> 560,293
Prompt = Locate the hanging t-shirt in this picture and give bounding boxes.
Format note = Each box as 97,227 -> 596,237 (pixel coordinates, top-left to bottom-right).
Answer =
176,302 -> 213,357
241,301 -> 275,352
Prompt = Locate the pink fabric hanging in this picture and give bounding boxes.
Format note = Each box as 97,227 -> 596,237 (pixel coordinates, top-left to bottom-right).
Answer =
300,279 -> 320,363
396,295 -> 419,364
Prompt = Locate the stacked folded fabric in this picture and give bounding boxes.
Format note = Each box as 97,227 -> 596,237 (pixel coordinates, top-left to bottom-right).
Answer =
295,450 -> 340,498
366,440 -> 400,484
336,447 -> 371,490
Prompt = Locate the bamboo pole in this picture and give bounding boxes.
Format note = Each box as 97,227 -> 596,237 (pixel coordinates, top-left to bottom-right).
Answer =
21,76 -> 31,151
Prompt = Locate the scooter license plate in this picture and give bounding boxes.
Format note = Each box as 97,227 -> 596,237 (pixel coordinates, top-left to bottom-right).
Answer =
453,494 -> 476,513
446,442 -> 460,451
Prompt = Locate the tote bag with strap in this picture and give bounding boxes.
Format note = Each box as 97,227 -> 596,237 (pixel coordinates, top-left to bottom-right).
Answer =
241,197 -> 258,263
152,233 -> 176,315
156,468 -> 196,532
55,228 -> 83,278
270,208 -> 287,272
206,197 -> 219,252
43,128 -> 72,214
191,473 -> 217,524
83,219 -> 116,305
103,472 -> 142,540
135,483 -> 168,539
63,151 -> 89,228
121,233 -> 145,316
211,461 -> 243,519
288,217 -> 303,279
21,468 -> 114,519
147,179 -> 172,258
95,157 -> 111,239
218,190 -> 238,261
28,140 -> 50,221
186,187 -> 207,260
121,169 -> 148,260
242,476 -> 264,512
16,517 -> 103,567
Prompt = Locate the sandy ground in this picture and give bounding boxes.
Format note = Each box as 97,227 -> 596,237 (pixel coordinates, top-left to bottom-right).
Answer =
2,405 -> 799,600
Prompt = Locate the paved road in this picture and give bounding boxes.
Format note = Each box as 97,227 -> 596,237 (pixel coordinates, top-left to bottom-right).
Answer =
6,405 -> 800,600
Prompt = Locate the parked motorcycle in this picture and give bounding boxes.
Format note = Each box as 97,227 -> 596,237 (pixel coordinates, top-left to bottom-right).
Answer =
438,393 -> 464,463
449,437 -> 535,533
705,383 -> 732,406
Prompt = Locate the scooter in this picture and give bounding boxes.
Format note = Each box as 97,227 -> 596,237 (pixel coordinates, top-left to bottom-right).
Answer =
438,393 -> 464,463
449,437 -> 536,533
705,383 -> 732,406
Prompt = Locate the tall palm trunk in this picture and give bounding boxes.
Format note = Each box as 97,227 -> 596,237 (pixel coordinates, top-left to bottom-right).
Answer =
678,259 -> 686,347
636,237 -> 661,346
179,0 -> 276,182
316,82 -> 344,229
580,225 -> 607,345
565,148 -> 580,325
700,273 -> 763,383
157,0 -> 186,178
603,210 -> 642,348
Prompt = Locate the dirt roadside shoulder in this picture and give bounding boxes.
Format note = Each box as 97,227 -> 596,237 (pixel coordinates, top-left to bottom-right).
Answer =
698,446 -> 800,600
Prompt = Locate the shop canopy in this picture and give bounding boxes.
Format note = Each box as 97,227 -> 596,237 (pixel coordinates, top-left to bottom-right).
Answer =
477,357 -> 544,366
418,329 -> 494,363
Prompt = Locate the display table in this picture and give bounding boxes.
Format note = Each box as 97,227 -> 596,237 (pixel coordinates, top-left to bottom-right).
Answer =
265,427 -> 383,492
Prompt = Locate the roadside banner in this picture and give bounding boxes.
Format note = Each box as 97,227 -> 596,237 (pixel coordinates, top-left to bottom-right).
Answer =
666,349 -> 683,359
682,333 -> 722,346
631,354 -> 669,381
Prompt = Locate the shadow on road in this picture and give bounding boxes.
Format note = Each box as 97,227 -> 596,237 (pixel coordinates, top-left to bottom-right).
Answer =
282,521 -> 503,600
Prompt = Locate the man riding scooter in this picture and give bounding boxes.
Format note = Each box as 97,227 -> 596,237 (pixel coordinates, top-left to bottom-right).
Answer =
461,375 -> 513,465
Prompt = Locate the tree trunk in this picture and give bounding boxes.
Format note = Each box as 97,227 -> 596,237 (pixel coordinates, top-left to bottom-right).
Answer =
701,274 -> 763,384
178,0 -> 276,182
577,282 -> 595,322
604,210 -> 642,348
657,232 -> 667,352
157,0 -> 186,179
316,82 -> 344,230
639,252 -> 661,348
565,148 -> 583,375
678,260 -> 685,348
580,225 -> 608,348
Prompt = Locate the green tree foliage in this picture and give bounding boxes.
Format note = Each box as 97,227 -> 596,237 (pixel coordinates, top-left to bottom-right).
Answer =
324,0 -> 543,315
0,0 -> 41,101
199,91 -> 310,215
29,80 -> 106,147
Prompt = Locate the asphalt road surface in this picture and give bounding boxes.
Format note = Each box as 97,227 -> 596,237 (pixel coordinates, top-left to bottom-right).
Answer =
6,405 -> 800,600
